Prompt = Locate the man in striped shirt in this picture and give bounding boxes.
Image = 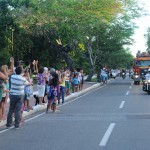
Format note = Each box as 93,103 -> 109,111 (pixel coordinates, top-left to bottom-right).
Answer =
6,66 -> 29,129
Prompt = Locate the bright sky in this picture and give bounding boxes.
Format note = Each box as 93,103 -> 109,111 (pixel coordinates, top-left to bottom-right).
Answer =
130,0 -> 150,57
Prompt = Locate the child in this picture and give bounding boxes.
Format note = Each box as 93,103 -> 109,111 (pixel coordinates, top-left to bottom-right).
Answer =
72,73 -> 79,92
23,71 -> 32,111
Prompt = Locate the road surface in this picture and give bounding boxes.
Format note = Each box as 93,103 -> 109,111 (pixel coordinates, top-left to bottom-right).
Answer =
0,77 -> 150,150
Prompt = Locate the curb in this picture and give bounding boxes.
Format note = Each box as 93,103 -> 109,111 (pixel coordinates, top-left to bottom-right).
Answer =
0,80 -> 112,127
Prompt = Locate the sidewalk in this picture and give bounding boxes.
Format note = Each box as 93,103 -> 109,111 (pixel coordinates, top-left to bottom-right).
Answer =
0,82 -> 97,128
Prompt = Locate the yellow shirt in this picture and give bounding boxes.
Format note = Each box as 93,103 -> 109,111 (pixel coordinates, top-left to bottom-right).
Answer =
60,77 -> 66,87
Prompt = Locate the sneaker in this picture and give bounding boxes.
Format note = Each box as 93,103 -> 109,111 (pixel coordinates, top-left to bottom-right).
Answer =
6,126 -> 11,129
14,126 -> 23,130
24,109 -> 30,112
6,124 -> 11,129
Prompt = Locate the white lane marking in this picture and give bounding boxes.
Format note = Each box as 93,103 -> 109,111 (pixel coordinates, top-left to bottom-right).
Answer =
0,127 -> 14,134
129,82 -> 133,89
126,91 -> 129,95
119,101 -> 125,109
25,112 -> 45,123
99,123 -> 116,147
0,81 -> 114,134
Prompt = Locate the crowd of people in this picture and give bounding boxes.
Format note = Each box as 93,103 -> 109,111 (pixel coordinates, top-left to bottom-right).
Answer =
0,57 -> 130,129
0,57 -> 85,129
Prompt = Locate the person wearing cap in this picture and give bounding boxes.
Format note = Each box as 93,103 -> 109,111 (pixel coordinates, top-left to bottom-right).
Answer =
50,68 -> 55,75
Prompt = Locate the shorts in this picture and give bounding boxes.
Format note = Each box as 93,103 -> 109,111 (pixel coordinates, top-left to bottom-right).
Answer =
65,81 -> 71,89
24,94 -> 30,101
48,97 -> 57,104
37,85 -> 45,97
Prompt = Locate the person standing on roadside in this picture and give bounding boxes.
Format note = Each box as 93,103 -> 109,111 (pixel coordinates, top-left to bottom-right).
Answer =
58,72 -> 66,104
23,71 -> 32,111
72,73 -> 79,92
65,69 -> 71,96
78,69 -> 82,91
0,58 -> 14,121
80,69 -> 84,91
0,66 -> 8,122
37,67 -> 47,105
46,73 -> 59,113
6,66 -> 29,129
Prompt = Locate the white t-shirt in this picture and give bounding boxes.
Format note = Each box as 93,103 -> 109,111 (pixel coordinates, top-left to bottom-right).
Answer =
78,73 -> 82,82
101,70 -> 107,77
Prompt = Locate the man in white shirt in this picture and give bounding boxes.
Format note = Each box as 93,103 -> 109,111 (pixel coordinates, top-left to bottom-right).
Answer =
6,66 -> 29,129
100,68 -> 108,82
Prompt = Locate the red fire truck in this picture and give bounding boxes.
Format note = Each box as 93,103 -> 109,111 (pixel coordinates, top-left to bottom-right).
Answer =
133,52 -> 150,84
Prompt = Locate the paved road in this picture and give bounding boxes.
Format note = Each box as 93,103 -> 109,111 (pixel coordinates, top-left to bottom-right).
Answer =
1,77 -> 150,150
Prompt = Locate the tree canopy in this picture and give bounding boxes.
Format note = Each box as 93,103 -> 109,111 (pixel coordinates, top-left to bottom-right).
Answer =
0,0 -> 143,77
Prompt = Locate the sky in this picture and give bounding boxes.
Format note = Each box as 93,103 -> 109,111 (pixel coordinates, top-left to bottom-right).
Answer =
130,0 -> 150,56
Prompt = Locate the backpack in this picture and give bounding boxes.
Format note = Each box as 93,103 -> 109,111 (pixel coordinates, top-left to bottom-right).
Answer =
48,85 -> 57,99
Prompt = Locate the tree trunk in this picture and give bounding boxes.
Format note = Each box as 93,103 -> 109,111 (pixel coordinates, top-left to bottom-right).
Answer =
86,66 -> 95,81
62,52 -> 73,69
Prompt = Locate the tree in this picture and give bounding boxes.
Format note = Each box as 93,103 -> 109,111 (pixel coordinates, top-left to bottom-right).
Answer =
2,0 -> 142,76
0,1 -> 14,65
107,50 -> 133,69
146,28 -> 150,50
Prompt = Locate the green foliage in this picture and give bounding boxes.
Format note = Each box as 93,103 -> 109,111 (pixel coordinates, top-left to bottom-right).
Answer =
107,50 -> 133,69
146,28 -> 150,50
0,48 -> 10,66
0,1 -> 13,49
0,0 -> 143,72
